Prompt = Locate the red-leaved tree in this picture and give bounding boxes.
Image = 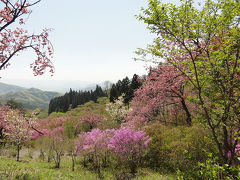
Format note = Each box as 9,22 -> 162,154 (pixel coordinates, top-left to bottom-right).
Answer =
0,0 -> 54,75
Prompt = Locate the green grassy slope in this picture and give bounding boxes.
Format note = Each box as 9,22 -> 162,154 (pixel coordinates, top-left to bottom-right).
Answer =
0,156 -> 176,180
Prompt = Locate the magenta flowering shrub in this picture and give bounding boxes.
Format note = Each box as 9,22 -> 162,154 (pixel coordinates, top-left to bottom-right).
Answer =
75,128 -> 114,177
75,126 -> 152,175
77,129 -> 112,153
108,126 -> 151,158
108,126 -> 152,174
227,144 -> 240,157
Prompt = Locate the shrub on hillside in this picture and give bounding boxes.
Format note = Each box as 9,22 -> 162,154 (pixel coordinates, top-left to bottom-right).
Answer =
108,126 -> 152,175
144,122 -> 217,175
75,128 -> 113,178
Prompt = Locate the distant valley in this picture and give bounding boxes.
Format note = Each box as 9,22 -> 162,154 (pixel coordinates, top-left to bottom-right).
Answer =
0,81 -> 110,110
0,82 -> 26,95
0,82 -> 62,109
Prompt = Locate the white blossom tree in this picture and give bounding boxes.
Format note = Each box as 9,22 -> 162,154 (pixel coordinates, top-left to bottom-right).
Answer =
106,94 -> 131,124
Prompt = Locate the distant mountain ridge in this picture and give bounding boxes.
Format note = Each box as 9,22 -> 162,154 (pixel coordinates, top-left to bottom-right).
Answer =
0,82 -> 62,109
0,82 -> 26,95
0,79 -> 96,93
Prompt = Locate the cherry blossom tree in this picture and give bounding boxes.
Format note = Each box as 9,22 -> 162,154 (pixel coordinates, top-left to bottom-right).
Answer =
33,127 -> 65,168
32,117 -> 68,168
3,109 -> 36,161
49,127 -> 65,168
0,106 -> 9,145
127,64 -> 192,126
37,116 -> 68,131
75,113 -> 104,132
0,0 -> 54,76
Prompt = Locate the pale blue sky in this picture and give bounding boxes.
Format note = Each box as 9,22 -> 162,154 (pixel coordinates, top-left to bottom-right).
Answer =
1,0 -> 160,89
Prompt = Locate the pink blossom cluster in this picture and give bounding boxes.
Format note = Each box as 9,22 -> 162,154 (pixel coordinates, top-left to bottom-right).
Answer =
75,113 -> 104,130
0,0 -> 54,76
37,116 -> 68,130
3,109 -> 37,146
31,116 -> 69,141
227,140 -> 240,158
0,106 -> 9,127
108,126 -> 152,159
0,106 -> 10,140
75,126 -> 151,159
0,0 -> 29,23
75,128 -> 113,156
31,127 -> 64,141
126,64 -> 188,125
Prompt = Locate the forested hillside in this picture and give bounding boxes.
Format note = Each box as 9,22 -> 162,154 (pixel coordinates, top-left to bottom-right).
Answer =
0,88 -> 61,109
0,82 -> 26,95
48,74 -> 142,115
109,74 -> 142,104
48,85 -> 107,114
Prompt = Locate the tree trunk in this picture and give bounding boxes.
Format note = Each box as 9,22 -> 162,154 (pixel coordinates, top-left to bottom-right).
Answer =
181,98 -> 192,126
83,156 -> 87,167
48,155 -> 51,162
40,149 -> 45,161
55,153 -> 61,168
71,154 -> 75,171
16,145 -> 20,162
130,161 -> 137,175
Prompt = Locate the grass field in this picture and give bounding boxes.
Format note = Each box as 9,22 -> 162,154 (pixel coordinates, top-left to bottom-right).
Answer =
0,156 -> 176,180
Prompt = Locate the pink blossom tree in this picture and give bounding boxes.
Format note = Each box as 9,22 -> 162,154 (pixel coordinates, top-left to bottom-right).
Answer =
0,106 -> 9,144
126,64 -> 192,126
48,127 -> 65,168
33,127 -> 65,168
0,0 -> 54,76
33,117 -> 67,168
108,126 -> 152,174
3,109 -> 36,161
75,113 -> 104,132
37,116 -> 68,130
